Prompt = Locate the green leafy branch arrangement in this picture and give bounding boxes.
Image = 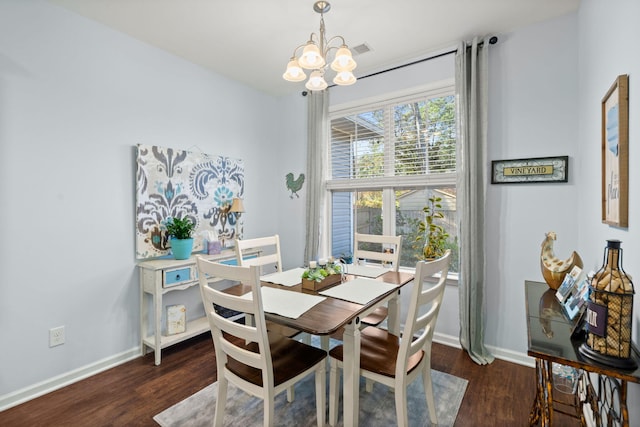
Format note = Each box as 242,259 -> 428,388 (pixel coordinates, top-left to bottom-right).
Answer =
416,196 -> 449,260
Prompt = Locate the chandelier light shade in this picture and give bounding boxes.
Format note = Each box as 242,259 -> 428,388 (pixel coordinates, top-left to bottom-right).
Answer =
282,58 -> 306,82
331,46 -> 356,72
332,70 -> 356,86
299,42 -> 326,69
283,1 -> 357,91
306,70 -> 329,91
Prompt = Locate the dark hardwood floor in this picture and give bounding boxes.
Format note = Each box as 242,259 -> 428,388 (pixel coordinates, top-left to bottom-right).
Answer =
0,334 -> 578,426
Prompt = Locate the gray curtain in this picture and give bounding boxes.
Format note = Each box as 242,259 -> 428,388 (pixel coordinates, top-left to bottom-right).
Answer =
455,37 -> 494,365
304,90 -> 328,263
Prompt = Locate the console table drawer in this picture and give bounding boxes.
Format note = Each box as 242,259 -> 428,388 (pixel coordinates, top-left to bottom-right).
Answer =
163,267 -> 193,288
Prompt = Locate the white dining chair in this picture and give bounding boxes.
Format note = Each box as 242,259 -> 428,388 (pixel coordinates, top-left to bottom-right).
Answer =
196,257 -> 327,427
328,250 -> 451,427
353,233 -> 402,326
235,234 -> 301,339
235,234 -> 283,275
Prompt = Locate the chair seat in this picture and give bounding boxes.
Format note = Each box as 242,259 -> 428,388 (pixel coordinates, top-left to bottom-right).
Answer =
361,306 -> 388,326
227,332 -> 327,387
329,326 -> 424,378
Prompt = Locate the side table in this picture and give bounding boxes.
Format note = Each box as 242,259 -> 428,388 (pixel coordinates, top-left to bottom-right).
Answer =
525,280 -> 640,426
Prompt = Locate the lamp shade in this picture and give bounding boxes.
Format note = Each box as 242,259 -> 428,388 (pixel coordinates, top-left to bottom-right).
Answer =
229,197 -> 245,213
298,41 -> 325,69
305,70 -> 328,91
332,70 -> 356,86
283,58 -> 307,82
330,46 -> 356,72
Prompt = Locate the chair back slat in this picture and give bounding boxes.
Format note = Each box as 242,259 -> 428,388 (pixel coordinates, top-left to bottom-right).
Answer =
210,311 -> 256,342
353,233 -> 402,271
236,234 -> 283,274
207,289 -> 256,316
241,253 -> 280,269
218,337 -> 263,369
355,249 -> 398,264
397,250 -> 450,373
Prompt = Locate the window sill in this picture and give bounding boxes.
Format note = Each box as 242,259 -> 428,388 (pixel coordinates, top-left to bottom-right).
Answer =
398,266 -> 459,286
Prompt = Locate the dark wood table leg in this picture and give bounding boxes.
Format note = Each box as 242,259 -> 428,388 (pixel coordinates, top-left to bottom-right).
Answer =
529,359 -> 543,426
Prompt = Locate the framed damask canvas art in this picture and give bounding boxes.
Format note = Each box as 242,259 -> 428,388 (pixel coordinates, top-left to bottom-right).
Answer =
601,75 -> 629,227
135,144 -> 245,259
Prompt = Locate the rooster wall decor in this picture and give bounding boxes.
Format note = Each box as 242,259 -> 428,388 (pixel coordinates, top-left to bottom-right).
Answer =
286,172 -> 305,198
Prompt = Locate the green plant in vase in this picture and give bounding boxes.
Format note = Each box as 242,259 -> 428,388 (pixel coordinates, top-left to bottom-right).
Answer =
340,252 -> 353,265
165,216 -> 195,239
416,196 -> 449,260
164,216 -> 196,259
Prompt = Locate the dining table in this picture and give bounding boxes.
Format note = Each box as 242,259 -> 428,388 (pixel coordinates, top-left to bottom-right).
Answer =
222,267 -> 415,427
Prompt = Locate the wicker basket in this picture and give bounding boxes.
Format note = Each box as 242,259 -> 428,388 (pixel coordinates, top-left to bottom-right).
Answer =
301,274 -> 341,292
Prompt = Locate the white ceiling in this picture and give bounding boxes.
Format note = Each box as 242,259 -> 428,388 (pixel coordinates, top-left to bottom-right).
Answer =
50,0 -> 580,97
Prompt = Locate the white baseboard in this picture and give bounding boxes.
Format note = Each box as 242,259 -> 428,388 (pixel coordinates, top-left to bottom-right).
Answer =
486,342 -> 536,368
433,332 -> 463,349
0,347 -> 140,412
433,332 -> 536,368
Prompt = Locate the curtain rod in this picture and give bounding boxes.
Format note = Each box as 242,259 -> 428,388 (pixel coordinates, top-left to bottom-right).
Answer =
310,36 -> 497,94
356,36 -> 498,82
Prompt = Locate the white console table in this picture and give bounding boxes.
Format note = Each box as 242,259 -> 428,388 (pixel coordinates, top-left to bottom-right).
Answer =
138,249 -> 259,365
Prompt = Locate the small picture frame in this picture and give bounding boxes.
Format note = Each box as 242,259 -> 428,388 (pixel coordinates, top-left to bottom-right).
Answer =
166,304 -> 186,335
491,156 -> 568,184
601,75 -> 629,227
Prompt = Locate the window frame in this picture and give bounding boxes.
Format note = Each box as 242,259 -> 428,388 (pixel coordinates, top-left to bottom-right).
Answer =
325,79 -> 458,280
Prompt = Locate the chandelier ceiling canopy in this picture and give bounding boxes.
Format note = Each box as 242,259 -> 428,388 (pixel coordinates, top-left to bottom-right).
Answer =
282,1 -> 357,91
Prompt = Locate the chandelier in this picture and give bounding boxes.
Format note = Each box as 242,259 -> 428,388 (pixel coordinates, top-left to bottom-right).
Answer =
282,1 -> 357,91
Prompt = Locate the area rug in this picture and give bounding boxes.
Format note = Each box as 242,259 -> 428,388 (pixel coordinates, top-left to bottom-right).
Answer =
154,366 -> 467,427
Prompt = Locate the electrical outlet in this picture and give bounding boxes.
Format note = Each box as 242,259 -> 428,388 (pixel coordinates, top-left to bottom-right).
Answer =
49,326 -> 65,347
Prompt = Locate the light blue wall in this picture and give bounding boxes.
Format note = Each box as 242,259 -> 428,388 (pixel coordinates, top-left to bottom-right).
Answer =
576,0 -> 640,418
0,0 -> 295,401
485,12 -> 580,356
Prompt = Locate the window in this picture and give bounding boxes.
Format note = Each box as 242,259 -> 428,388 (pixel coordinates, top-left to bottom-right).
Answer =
327,84 -> 459,272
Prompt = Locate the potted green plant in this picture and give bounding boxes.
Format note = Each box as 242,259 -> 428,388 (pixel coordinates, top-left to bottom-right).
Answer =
340,252 -> 353,265
164,216 -> 196,260
415,196 -> 449,260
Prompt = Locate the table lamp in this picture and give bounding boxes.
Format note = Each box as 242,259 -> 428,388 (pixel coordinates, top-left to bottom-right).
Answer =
229,197 -> 245,240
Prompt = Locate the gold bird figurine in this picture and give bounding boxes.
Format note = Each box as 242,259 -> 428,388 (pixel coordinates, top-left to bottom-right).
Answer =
540,231 -> 583,290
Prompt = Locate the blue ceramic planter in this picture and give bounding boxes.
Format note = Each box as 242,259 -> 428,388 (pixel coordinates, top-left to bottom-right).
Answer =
171,238 -> 194,260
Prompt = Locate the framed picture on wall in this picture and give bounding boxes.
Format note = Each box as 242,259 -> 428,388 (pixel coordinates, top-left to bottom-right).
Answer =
491,156 -> 568,184
601,74 -> 629,227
